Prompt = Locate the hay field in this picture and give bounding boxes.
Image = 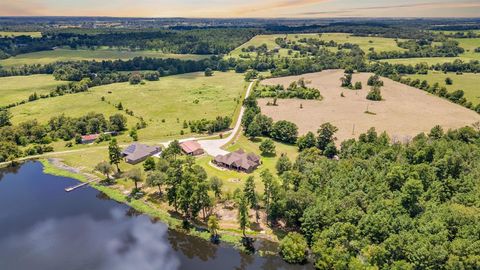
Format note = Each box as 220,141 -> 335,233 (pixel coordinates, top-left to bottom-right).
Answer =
259,70 -> 480,144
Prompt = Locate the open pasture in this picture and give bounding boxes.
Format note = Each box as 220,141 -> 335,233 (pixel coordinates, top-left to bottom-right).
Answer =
229,33 -> 405,59
0,31 -> 42,38
258,70 -> 480,144
10,72 -> 247,141
0,75 -> 68,107
0,48 -> 210,68
406,71 -> 480,105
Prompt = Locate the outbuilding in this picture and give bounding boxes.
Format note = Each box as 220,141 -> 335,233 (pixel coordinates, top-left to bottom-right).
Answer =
180,141 -> 204,156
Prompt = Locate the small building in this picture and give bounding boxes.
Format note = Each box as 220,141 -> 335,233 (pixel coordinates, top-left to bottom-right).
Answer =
81,134 -> 100,144
213,149 -> 261,173
122,143 -> 161,164
180,141 -> 204,156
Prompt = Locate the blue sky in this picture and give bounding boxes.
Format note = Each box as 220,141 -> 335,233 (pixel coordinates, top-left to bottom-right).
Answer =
1,0 -> 479,17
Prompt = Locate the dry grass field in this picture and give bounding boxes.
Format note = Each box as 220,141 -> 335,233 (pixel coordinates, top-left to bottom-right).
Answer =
259,70 -> 480,144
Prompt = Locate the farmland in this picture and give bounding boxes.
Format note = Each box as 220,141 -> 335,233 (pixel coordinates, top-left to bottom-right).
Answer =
0,31 -> 41,37
0,74 -> 68,107
10,71 -> 247,141
258,70 -> 480,143
406,71 -> 480,105
229,33 -> 405,59
0,48 -> 210,68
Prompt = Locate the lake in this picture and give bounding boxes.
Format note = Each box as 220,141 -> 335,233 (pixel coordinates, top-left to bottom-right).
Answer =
0,162 -> 313,270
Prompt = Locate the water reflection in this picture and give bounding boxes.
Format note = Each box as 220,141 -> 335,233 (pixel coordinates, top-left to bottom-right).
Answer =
0,162 -> 313,270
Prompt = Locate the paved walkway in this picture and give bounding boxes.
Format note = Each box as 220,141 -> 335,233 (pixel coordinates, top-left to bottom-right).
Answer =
197,81 -> 254,157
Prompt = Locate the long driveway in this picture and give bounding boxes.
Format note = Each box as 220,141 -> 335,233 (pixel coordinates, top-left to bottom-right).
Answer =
197,81 -> 254,157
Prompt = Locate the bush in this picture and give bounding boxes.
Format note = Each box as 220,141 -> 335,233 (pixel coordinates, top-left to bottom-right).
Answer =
259,139 -> 276,156
366,86 -> 382,101
129,73 -> 142,85
279,232 -> 308,264
204,68 -> 213,77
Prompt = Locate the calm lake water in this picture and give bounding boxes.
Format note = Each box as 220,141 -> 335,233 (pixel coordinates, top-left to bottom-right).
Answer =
0,162 -> 313,270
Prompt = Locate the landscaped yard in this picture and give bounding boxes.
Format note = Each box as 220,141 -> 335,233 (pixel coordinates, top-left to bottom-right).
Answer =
10,71 -> 247,142
406,71 -> 480,105
0,48 -> 210,68
0,74 -> 68,107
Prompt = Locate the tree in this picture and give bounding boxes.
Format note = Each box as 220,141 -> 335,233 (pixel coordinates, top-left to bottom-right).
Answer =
244,70 -> 258,81
428,125 -> 444,140
208,215 -> 220,238
143,156 -> 156,171
261,169 -> 275,217
259,138 -> 276,156
204,68 -> 213,76
243,176 -> 258,215
366,86 -> 382,101
279,232 -> 308,264
209,176 -> 223,199
297,131 -> 316,151
271,120 -> 298,144
127,168 -> 143,190
276,154 -> 292,175
237,194 -> 250,238
129,73 -> 142,85
0,109 -> 12,128
144,71 -> 160,81
253,114 -> 273,136
246,121 -> 261,139
445,77 -> 453,85
146,170 -> 167,195
108,139 -> 122,173
340,73 -> 352,88
354,81 -> 362,90
367,74 -> 384,87
129,127 -> 138,141
109,114 -> 127,131
95,161 -> 113,181
317,122 -> 338,151
162,140 -> 182,160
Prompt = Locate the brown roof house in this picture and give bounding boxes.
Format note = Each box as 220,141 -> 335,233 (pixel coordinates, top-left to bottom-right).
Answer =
213,149 -> 261,173
180,141 -> 204,156
122,143 -> 161,164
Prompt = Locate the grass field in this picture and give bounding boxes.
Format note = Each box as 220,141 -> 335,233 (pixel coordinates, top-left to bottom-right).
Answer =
406,71 -> 480,105
0,48 -> 210,68
229,33 -> 405,59
11,71 -> 247,142
381,37 -> 480,65
0,31 -> 42,38
0,75 -> 68,107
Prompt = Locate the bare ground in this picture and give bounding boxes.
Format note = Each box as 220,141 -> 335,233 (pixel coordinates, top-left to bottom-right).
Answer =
260,70 -> 480,144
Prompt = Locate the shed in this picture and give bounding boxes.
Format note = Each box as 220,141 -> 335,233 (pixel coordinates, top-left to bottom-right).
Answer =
180,141 -> 204,156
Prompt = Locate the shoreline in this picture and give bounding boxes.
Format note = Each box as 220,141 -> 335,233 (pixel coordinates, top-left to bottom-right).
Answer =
38,158 -> 280,257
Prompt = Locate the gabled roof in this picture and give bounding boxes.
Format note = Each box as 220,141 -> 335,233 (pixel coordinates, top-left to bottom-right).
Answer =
81,134 -> 100,141
180,141 -> 203,153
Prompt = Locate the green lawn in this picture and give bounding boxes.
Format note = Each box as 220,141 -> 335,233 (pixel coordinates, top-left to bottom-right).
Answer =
0,31 -> 42,38
197,135 -> 299,194
405,71 -> 480,105
0,48 -> 210,68
11,71 -> 247,142
228,33 -> 404,59
0,74 -> 68,107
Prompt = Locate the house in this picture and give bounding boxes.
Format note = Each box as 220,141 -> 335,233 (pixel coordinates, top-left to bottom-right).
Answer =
122,143 -> 161,164
213,149 -> 261,173
180,141 -> 204,156
81,134 -> 100,144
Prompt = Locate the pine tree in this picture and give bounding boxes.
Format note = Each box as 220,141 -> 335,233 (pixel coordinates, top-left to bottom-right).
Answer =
108,139 -> 122,173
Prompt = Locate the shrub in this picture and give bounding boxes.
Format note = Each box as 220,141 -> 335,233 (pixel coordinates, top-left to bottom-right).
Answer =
259,139 -> 276,156
366,86 -> 382,101
129,73 -> 142,85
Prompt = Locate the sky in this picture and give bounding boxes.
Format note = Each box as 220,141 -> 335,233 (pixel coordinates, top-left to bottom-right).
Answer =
1,0 -> 480,18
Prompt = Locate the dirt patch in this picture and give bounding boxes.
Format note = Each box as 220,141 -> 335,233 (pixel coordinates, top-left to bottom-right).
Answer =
260,70 -> 480,144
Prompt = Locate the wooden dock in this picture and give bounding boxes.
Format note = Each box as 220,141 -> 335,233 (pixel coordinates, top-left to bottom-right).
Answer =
65,179 -> 97,192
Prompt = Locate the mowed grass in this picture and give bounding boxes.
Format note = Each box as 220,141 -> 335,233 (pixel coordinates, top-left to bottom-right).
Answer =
0,48 -> 210,68
196,135 -> 299,194
228,33 -> 404,59
382,37 -> 480,66
405,71 -> 480,105
11,72 -> 247,141
0,31 -> 42,38
0,74 -> 68,107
